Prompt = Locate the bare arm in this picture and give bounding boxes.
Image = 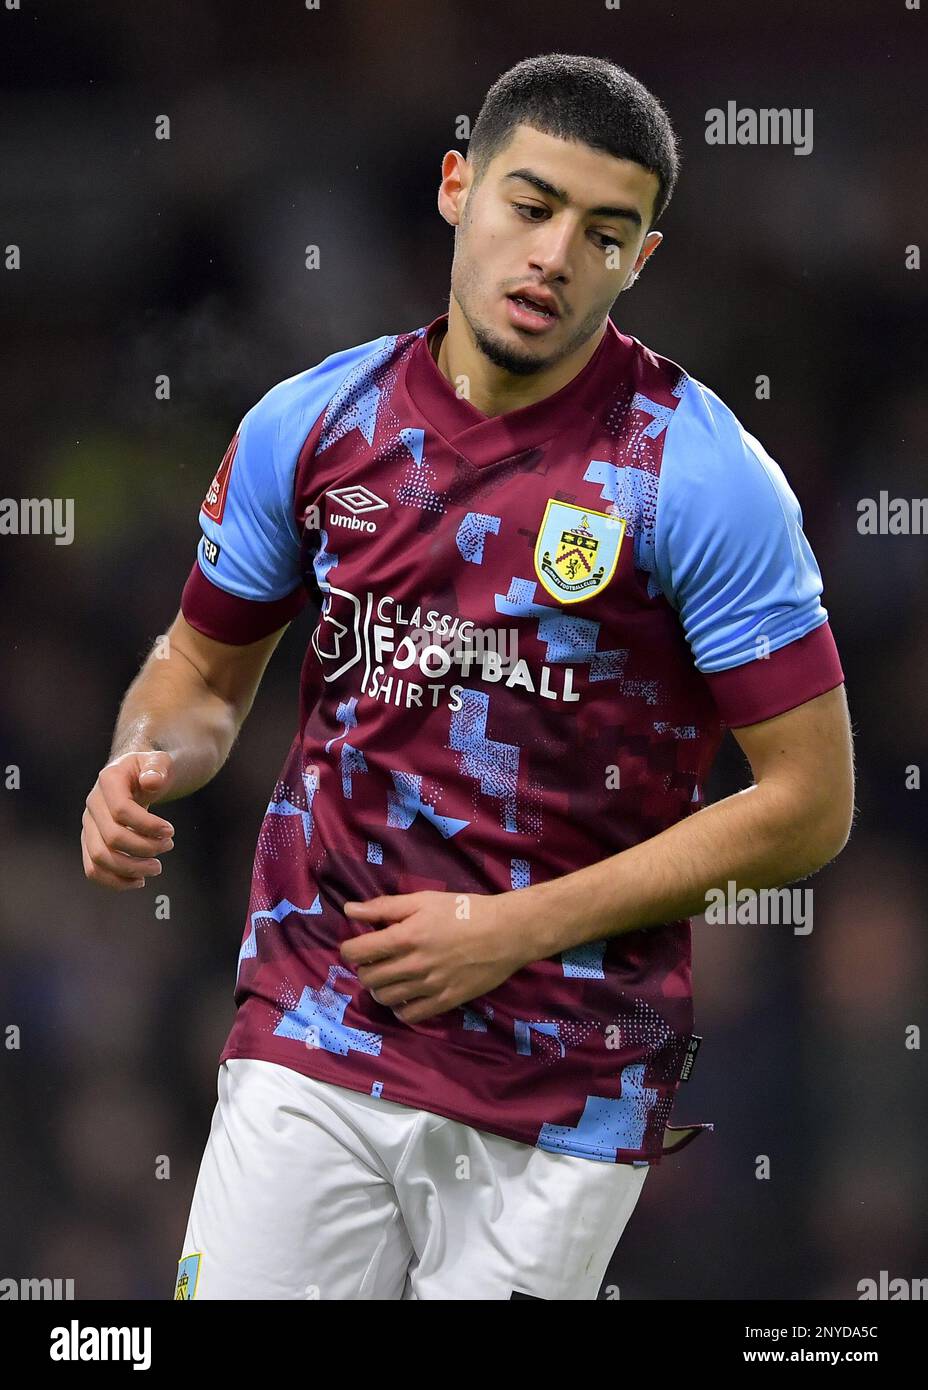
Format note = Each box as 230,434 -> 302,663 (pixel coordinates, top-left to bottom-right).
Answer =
338,684 -> 857,1023
82,611 -> 289,891
109,611 -> 287,799
517,682 -> 856,954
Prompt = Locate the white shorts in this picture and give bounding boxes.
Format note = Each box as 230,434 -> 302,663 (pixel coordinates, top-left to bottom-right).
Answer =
175,1057 -> 649,1300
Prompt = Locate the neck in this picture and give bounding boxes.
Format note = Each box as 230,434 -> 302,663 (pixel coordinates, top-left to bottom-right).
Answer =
432,295 -> 605,418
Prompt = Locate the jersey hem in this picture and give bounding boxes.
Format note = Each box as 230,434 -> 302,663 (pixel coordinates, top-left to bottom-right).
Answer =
217,1043 -> 686,1167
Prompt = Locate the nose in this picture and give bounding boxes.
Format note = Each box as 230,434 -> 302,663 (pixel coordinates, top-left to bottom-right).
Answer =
527,215 -> 576,285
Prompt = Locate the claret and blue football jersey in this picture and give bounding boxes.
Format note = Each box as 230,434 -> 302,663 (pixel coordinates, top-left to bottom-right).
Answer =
180,312 -> 844,1165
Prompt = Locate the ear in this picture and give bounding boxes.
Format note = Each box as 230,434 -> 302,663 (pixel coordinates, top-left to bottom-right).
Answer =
438,150 -> 471,228
635,229 -> 663,272
625,230 -> 663,288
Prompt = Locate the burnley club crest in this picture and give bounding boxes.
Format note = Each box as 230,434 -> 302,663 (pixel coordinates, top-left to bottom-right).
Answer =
533,500 -> 626,604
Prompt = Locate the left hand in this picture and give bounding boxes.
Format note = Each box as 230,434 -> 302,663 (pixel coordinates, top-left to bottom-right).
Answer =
339,889 -> 534,1024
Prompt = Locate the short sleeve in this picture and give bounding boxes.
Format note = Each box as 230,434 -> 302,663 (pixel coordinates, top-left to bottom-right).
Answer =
181,388 -> 308,644
180,333 -> 392,645
654,379 -> 844,727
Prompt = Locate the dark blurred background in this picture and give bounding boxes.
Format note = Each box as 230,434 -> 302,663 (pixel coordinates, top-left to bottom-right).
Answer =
1,0 -> 925,1300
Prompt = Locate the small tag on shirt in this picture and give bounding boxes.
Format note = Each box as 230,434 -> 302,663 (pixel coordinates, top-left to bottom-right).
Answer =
679,1035 -> 702,1082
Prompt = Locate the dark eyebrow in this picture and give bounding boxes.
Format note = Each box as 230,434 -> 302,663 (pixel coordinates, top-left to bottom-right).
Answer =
502,168 -> 643,229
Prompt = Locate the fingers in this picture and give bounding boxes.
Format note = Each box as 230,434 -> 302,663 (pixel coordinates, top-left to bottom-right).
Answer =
393,996 -> 451,1024
355,955 -> 435,1009
86,790 -> 174,859
367,975 -> 433,1009
340,928 -> 409,967
82,754 -> 177,891
343,893 -> 420,923
81,811 -> 153,891
133,751 -> 176,808
81,816 -> 134,890
366,972 -> 429,1005
356,958 -> 427,993
96,757 -> 176,838
370,981 -> 432,1008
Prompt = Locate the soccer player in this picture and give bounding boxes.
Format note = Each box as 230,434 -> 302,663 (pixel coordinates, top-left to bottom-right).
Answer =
82,54 -> 854,1300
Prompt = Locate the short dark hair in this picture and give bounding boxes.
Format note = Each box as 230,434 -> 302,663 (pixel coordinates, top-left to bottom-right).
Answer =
467,53 -> 680,227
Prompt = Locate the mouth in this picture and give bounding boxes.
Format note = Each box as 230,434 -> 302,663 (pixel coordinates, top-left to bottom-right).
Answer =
505,291 -> 561,333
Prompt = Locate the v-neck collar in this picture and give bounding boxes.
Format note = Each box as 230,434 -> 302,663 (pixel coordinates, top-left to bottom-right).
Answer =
404,311 -> 629,469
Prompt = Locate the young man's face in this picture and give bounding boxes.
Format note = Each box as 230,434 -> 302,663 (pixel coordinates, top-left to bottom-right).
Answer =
438,123 -> 663,376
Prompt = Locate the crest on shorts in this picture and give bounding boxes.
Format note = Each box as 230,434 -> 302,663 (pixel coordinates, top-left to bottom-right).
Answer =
174,1253 -> 201,1300
533,500 -> 626,603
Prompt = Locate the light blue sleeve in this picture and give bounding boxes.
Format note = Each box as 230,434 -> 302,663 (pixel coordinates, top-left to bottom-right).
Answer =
195,335 -> 391,601
653,378 -> 829,673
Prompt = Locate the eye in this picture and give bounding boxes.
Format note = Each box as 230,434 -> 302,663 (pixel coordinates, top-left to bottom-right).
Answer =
513,202 -> 549,222
512,204 -> 624,253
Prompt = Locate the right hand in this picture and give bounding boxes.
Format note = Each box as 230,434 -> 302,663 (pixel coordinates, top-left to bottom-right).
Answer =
81,751 -> 177,892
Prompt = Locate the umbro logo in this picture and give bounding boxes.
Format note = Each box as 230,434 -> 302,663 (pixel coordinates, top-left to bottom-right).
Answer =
327,485 -> 388,515
326,485 -> 389,534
